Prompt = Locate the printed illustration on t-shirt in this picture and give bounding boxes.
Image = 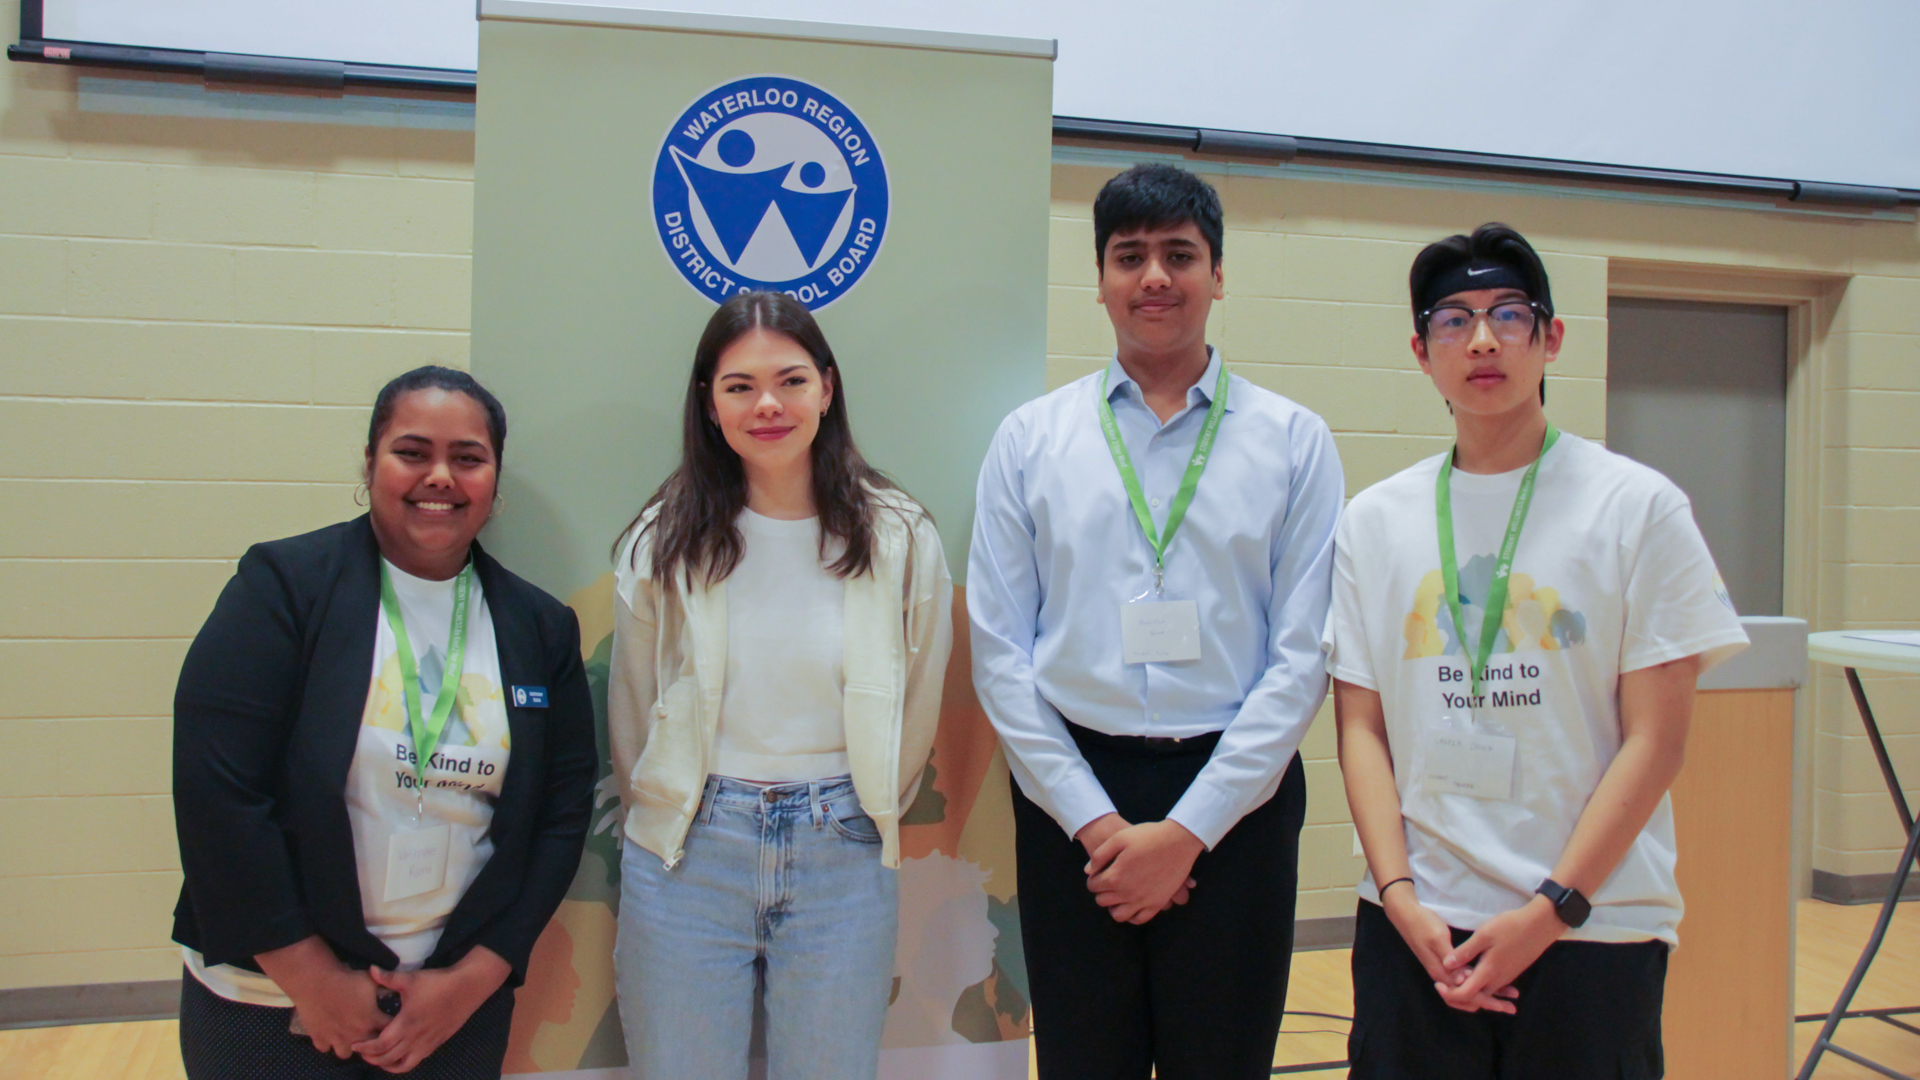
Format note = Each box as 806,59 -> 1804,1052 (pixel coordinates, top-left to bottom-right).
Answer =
1402,555 -> 1588,660
363,644 -> 511,754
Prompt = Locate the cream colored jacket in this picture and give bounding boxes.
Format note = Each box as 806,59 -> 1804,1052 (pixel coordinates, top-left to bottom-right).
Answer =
608,491 -> 952,869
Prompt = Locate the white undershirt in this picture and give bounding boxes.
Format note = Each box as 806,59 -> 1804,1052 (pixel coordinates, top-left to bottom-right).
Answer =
715,509 -> 849,782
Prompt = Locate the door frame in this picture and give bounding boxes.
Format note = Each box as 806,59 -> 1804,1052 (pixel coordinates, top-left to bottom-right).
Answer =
1608,261 -> 1847,920
1606,260 -> 1838,629
1606,261 -> 1846,1068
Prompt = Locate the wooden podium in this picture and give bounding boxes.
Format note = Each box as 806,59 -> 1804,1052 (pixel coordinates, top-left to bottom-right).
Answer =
1664,618 -> 1805,1079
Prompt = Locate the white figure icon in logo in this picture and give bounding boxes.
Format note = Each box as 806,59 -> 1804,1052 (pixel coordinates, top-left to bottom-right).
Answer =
671,112 -> 858,283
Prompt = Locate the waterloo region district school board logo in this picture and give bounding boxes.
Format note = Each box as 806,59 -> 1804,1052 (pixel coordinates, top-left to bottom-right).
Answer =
653,75 -> 889,310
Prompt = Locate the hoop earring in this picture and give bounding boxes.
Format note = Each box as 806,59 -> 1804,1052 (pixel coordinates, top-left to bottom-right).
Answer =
353,482 -> 370,507
490,492 -> 506,519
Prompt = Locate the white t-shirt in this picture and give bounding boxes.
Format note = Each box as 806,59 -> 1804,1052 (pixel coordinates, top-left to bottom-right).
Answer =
185,559 -> 512,1004
1323,433 -> 1748,946
715,509 -> 849,782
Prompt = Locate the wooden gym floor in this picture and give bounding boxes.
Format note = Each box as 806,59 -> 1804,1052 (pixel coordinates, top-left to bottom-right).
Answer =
3,900 -> 1914,1079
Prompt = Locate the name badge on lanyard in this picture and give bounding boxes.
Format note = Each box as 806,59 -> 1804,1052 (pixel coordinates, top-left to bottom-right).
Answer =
385,823 -> 451,902
1427,423 -> 1558,803
1423,722 -> 1517,801
1121,600 -> 1201,664
1100,363 -> 1228,667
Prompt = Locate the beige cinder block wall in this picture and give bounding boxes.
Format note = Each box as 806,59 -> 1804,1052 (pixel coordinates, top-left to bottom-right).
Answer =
1045,151 -> 1920,924
0,0 -> 475,990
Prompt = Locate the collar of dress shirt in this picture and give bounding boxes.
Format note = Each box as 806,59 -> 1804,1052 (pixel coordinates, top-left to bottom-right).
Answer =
1102,347 -> 1234,416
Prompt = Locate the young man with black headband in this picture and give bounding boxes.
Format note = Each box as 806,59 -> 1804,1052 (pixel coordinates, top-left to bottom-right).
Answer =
969,164 -> 1343,1079
1323,223 -> 1748,1078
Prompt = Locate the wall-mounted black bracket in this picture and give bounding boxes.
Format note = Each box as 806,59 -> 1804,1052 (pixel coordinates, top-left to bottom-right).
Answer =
1791,181 -> 1904,210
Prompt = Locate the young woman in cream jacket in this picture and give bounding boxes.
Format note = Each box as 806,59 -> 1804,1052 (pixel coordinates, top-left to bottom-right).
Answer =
607,291 -> 952,1080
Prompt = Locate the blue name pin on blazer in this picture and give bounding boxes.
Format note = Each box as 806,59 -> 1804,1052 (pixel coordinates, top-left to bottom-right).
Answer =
511,686 -> 549,708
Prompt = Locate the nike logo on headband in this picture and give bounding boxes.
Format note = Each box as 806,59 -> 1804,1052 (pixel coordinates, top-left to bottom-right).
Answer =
1466,266 -> 1498,276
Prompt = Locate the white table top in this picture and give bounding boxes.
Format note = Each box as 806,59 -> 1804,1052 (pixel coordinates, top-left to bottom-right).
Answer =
1809,630 -> 1920,675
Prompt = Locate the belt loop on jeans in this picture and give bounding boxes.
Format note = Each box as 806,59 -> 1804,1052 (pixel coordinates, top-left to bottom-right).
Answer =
699,775 -> 719,825
808,780 -> 823,828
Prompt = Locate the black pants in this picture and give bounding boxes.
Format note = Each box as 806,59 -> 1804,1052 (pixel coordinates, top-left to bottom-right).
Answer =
1012,723 -> 1306,1080
178,967 -> 515,1080
1349,900 -> 1668,1080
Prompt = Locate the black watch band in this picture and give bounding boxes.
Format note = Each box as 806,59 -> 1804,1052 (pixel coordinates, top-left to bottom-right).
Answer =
1536,878 -> 1591,928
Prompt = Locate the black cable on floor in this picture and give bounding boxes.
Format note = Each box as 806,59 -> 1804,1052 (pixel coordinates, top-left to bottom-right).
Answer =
1273,1009 -> 1351,1073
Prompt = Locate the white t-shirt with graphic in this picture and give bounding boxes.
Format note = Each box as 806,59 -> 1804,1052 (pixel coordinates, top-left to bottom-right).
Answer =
185,559 -> 511,1005
716,509 -> 849,782
1323,433 -> 1748,946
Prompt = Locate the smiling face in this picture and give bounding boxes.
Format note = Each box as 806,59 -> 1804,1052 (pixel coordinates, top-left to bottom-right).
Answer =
364,388 -> 498,580
1412,286 -> 1564,421
1097,220 -> 1225,361
708,326 -> 832,481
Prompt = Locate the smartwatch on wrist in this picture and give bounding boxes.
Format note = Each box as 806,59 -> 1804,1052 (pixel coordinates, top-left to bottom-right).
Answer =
1536,878 -> 1591,928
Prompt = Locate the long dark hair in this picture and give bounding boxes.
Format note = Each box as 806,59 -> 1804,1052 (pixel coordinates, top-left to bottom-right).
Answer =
619,291 -> 906,585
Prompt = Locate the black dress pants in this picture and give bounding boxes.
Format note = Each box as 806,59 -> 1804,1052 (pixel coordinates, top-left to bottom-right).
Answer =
1012,722 -> 1306,1080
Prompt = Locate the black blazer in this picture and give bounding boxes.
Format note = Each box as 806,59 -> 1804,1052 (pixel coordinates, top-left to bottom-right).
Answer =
171,515 -> 596,985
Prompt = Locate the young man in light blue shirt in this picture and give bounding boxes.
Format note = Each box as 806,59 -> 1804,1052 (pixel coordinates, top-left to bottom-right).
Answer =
968,163 -> 1344,1079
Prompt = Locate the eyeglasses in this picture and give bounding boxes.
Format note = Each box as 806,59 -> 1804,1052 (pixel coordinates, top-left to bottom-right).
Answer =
1420,300 -> 1546,346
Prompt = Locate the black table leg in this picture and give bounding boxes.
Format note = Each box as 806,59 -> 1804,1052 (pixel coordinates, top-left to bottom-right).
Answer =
1796,667 -> 1920,1080
1849,667 -> 1913,832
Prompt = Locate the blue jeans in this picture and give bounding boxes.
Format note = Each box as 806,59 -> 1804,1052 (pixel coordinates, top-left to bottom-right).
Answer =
615,775 -> 898,1080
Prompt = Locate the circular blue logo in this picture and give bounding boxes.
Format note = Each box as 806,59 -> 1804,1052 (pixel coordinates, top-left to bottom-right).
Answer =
652,75 -> 889,310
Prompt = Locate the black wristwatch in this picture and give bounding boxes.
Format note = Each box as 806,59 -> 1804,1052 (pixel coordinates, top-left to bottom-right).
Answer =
1536,879 -> 1591,928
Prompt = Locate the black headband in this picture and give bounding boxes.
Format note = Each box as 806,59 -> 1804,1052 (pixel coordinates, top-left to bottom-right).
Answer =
1419,260 -> 1532,313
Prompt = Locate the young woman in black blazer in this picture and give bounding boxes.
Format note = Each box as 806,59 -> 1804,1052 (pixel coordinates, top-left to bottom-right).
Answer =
171,366 -> 597,1079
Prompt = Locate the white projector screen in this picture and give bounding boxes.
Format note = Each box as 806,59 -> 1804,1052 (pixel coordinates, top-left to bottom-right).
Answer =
29,0 -> 1920,190
39,0 -> 478,72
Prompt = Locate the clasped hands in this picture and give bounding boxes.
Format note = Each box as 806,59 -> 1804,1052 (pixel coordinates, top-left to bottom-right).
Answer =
1076,812 -> 1204,924
1383,886 -> 1567,1015
264,936 -> 511,1073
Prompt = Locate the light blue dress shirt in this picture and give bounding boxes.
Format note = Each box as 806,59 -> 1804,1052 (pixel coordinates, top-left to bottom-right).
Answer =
967,349 -> 1344,848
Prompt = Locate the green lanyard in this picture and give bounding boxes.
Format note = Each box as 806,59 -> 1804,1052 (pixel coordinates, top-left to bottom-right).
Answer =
1097,361 -> 1230,595
1436,423 -> 1559,702
379,561 -> 473,788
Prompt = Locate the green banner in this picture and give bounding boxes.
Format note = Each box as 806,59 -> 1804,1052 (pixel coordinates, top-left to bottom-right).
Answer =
470,7 -> 1052,1076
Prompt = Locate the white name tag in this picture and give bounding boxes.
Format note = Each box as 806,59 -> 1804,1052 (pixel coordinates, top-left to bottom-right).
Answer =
1120,600 -> 1201,664
1423,731 -> 1517,801
384,823 -> 450,902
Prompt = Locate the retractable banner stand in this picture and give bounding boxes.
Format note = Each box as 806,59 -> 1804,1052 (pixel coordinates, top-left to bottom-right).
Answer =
467,4 -> 1053,1077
